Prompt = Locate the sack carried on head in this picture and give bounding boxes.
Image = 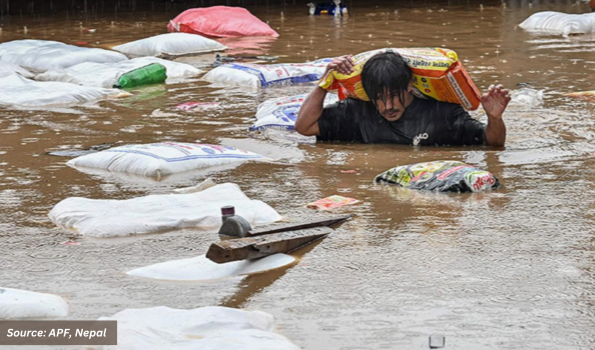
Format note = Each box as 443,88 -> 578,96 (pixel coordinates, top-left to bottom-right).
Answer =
319,48 -> 482,110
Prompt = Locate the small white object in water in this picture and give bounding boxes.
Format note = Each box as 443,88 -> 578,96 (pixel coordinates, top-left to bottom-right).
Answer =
510,88 -> 544,108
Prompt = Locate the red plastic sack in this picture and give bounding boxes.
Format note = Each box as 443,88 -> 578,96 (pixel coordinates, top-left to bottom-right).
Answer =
167,6 -> 279,38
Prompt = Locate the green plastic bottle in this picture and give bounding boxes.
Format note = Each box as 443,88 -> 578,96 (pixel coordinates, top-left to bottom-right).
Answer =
114,63 -> 167,89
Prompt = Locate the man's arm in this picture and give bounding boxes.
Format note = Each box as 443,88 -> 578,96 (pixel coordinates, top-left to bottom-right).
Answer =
295,55 -> 355,136
481,84 -> 510,147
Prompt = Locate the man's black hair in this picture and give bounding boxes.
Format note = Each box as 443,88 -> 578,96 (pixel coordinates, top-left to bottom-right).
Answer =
361,51 -> 412,107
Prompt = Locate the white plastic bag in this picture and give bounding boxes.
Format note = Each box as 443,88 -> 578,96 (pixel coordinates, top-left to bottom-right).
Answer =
37,57 -> 202,88
250,93 -> 338,131
112,33 -> 227,57
67,142 -> 267,178
203,58 -> 331,88
0,74 -> 128,108
127,253 -> 295,281
510,88 -> 544,108
0,287 -> 69,319
0,61 -> 33,78
48,183 -> 282,237
92,306 -> 300,350
0,40 -> 127,73
519,11 -> 595,36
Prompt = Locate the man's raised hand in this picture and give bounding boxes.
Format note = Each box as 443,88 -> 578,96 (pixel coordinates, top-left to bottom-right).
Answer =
481,84 -> 511,119
325,55 -> 355,75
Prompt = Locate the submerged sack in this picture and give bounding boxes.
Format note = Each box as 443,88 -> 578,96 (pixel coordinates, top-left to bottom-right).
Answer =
168,6 -> 279,38
519,11 -> 595,36
112,33 -> 227,57
319,48 -> 481,110
36,57 -> 201,88
249,93 -> 338,131
0,287 -> 69,319
203,59 -> 330,88
66,142 -> 267,178
375,160 -> 499,192
0,40 -> 127,73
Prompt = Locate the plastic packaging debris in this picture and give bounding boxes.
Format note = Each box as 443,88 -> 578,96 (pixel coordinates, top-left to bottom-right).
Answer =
0,287 -> 69,319
0,74 -> 129,108
308,1 -> 348,16
49,183 -> 282,238
168,6 -> 279,38
127,253 -> 295,281
66,142 -> 267,178
61,241 -> 80,246
340,170 -> 357,174
92,306 -> 300,350
249,93 -> 338,131
172,177 -> 217,194
113,33 -> 227,57
174,101 -> 220,111
519,11 -> 595,36
203,58 -> 331,88
566,90 -> 595,102
0,39 -> 127,73
375,160 -> 500,193
307,195 -> 359,210
319,47 -> 481,110
0,61 -> 34,78
510,87 -> 544,108
37,57 -> 202,88
429,335 -> 446,349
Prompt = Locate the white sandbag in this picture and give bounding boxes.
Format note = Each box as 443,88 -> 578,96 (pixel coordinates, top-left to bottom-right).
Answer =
0,40 -> 127,73
93,306 -> 300,350
48,183 -> 282,238
67,142 -> 266,178
112,33 -> 227,57
127,253 -> 295,281
0,61 -> 33,78
0,74 -> 128,108
203,58 -> 331,88
0,287 -> 69,319
519,11 -> 595,36
250,93 -> 339,131
37,57 -> 201,87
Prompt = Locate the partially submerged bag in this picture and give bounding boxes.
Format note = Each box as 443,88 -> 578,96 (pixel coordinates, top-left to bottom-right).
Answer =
168,6 -> 279,38
0,74 -> 128,108
112,33 -> 228,57
98,306 -> 301,350
0,40 -> 127,73
519,11 -> 595,36
0,287 -> 69,319
66,142 -> 267,178
375,160 -> 499,192
319,48 -> 482,110
249,93 -> 338,131
36,57 -> 201,88
203,59 -> 330,88
49,183 -> 282,237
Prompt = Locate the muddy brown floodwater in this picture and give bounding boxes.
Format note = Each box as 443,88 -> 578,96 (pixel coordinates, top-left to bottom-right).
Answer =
2,0 -> 595,349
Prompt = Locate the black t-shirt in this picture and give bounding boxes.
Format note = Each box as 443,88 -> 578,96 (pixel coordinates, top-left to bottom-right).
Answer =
316,97 -> 486,146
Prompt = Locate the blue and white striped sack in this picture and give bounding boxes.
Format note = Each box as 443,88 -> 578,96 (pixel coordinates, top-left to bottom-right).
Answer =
249,93 -> 338,131
203,58 -> 332,88
66,142 -> 267,178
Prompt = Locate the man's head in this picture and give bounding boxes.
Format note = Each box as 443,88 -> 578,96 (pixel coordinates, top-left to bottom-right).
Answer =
361,51 -> 413,121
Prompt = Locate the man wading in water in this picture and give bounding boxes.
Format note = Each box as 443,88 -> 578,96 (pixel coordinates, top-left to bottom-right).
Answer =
295,51 -> 510,146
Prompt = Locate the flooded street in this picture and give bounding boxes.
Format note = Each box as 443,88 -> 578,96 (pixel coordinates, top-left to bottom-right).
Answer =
2,0 -> 595,348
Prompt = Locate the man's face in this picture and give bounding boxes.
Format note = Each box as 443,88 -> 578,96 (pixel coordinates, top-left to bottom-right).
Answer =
375,92 -> 407,122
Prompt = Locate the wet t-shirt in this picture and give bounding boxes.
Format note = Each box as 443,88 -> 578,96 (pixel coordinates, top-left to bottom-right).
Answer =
316,97 -> 486,146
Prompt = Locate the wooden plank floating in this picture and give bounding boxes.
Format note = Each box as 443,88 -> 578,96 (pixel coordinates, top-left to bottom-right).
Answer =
246,214 -> 352,237
206,227 -> 333,264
